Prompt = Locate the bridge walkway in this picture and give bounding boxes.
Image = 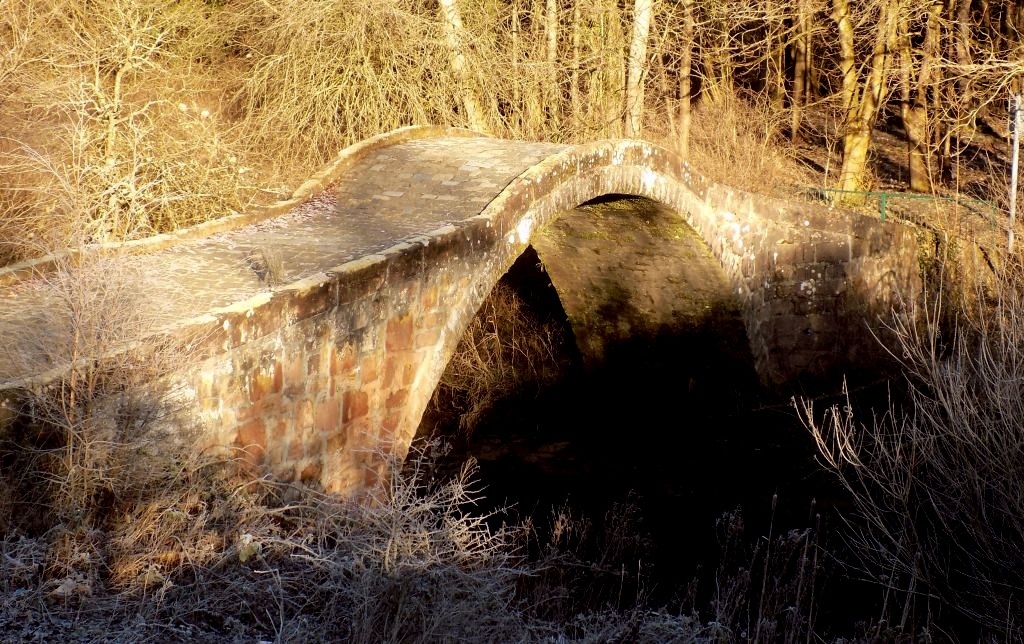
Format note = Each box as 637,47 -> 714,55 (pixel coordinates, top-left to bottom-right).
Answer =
0,136 -> 563,383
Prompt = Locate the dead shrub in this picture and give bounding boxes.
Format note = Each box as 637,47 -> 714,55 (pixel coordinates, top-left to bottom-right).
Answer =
225,0 -> 463,170
799,275 -> 1024,637
687,88 -> 813,196
0,0 -> 255,262
431,282 -> 568,435
0,250 -> 206,547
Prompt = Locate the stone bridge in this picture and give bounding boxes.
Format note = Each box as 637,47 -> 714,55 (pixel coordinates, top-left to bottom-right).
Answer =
0,126 -> 919,494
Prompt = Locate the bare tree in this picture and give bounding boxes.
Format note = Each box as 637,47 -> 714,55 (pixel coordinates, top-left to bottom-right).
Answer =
832,0 -> 901,194
625,0 -> 654,137
790,0 -> 813,142
438,0 -> 488,132
898,0 -> 942,192
677,0 -> 696,157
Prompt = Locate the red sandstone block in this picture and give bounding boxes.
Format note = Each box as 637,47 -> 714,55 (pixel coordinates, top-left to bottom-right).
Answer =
403,361 -> 417,387
385,315 -> 414,351
235,400 -> 263,422
236,418 -> 267,464
316,399 -> 341,432
326,430 -> 346,455
342,390 -> 369,422
383,355 -> 401,388
299,461 -> 322,484
296,399 -> 314,432
271,418 -> 291,442
361,355 -> 379,384
283,353 -> 306,396
383,411 -> 401,434
287,436 -> 304,461
272,363 -> 283,393
248,370 -> 273,403
332,344 -> 357,376
345,418 -> 372,447
414,327 -> 443,350
386,388 -> 408,409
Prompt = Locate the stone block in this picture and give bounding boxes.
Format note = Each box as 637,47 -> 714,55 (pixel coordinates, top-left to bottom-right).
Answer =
414,326 -> 443,350
360,355 -> 379,384
315,399 -> 341,432
386,388 -> 408,409
811,240 -> 851,264
287,435 -> 304,462
385,314 -> 415,352
296,399 -> 315,432
299,461 -> 322,484
326,429 -> 346,455
332,343 -> 358,379
236,418 -> 266,464
282,352 -> 306,396
342,390 -> 369,422
383,411 -> 401,435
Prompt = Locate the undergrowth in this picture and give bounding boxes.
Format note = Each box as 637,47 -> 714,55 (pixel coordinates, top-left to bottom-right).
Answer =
799,267 -> 1024,640
431,281 -> 570,436
1,439 -> 827,642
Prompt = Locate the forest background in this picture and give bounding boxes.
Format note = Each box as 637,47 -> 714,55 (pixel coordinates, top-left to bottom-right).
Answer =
1,0 -> 1021,265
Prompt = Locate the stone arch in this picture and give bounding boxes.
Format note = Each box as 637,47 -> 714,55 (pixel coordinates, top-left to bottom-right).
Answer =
395,141 -> 751,460
0,127 -> 922,497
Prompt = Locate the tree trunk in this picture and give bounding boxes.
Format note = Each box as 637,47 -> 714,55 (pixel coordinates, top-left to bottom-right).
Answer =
511,1 -> 521,132
678,0 -> 695,158
438,0 -> 487,131
625,0 -> 653,137
833,0 -> 898,194
767,3 -> 786,112
544,0 -> 559,128
570,1 -> 581,119
903,1 -> 942,192
598,0 -> 626,136
791,0 -> 810,142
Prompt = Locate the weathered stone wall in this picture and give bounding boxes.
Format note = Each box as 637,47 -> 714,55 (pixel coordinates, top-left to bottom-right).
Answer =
168,219 -> 507,493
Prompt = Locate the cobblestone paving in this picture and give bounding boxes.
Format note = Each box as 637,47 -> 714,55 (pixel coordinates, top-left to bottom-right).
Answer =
0,136 -> 565,381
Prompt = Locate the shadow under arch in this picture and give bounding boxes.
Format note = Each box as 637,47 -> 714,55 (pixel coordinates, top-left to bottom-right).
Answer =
412,198 -> 818,611
400,140 -> 760,458
419,192 -> 763,448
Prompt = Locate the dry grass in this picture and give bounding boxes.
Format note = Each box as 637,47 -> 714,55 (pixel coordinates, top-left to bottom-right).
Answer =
431,282 -> 568,436
5,436 -> 826,642
686,88 -> 815,196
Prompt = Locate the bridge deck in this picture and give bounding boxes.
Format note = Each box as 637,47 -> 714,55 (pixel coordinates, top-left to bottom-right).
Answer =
0,136 -> 564,382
